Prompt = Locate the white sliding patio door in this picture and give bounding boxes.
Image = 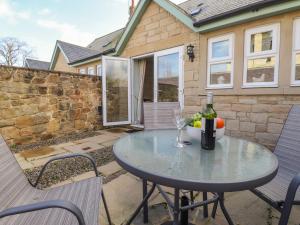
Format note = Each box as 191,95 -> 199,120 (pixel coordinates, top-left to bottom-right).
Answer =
154,46 -> 184,107
102,56 -> 131,126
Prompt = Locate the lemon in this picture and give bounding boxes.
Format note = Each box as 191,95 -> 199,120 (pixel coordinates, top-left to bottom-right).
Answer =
194,121 -> 202,128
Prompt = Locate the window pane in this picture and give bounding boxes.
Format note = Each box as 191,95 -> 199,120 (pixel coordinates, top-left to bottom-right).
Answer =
250,31 -> 273,53
105,59 -> 128,123
157,53 -> 179,102
210,63 -> 231,85
296,53 -> 300,81
212,40 -> 229,58
247,57 -> 275,83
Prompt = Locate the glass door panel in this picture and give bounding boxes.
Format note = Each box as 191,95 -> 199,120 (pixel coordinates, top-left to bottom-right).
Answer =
102,56 -> 131,126
157,53 -> 179,102
154,47 -> 184,107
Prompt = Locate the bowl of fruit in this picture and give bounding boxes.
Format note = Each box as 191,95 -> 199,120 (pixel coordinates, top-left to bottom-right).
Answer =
186,113 -> 225,141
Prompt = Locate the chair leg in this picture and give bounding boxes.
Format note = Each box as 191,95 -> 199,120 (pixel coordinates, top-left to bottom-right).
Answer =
278,204 -> 292,225
278,173 -> 300,225
190,191 -> 194,211
203,192 -> 208,218
102,191 -> 113,225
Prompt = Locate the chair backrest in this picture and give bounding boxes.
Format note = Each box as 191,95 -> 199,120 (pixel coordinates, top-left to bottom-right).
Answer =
274,105 -> 300,178
143,102 -> 179,130
0,136 -> 32,210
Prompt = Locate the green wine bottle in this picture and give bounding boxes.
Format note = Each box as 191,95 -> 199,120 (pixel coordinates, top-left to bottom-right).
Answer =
201,92 -> 217,150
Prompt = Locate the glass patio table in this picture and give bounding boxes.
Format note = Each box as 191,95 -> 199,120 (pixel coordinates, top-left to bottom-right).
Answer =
113,129 -> 278,225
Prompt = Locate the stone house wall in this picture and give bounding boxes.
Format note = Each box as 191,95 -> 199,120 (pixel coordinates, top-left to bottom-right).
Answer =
120,1 -> 300,150
0,66 -> 102,145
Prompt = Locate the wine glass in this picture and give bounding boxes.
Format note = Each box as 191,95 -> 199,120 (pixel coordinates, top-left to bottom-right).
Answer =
173,108 -> 186,148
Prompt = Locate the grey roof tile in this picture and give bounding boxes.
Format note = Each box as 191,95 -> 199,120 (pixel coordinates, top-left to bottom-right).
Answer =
87,28 -> 125,53
178,0 -> 281,23
57,40 -> 101,64
25,58 -> 50,70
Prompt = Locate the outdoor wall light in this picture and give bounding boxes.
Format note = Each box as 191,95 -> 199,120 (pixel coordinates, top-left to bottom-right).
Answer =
187,44 -> 195,62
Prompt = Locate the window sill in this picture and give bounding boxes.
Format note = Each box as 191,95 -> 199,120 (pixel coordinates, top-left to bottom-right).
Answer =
206,86 -> 233,90
290,83 -> 300,87
241,84 -> 279,88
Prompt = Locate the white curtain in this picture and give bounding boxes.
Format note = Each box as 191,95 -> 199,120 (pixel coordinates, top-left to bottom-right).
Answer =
133,60 -> 146,124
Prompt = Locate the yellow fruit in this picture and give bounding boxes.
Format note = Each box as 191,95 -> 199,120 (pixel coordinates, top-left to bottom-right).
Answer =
194,121 -> 202,128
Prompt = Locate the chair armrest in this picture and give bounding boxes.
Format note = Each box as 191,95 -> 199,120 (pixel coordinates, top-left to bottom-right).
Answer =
0,200 -> 86,225
33,153 -> 98,187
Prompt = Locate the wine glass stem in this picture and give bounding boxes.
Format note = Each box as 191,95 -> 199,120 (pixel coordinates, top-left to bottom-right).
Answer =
178,128 -> 182,144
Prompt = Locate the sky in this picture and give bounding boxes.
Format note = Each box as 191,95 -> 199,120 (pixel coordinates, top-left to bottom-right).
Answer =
0,0 -> 186,62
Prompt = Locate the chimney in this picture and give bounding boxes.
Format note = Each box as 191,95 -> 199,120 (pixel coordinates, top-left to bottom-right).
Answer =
129,0 -> 135,17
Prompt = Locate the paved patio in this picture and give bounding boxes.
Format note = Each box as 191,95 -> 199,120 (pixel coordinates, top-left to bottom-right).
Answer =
14,128 -> 300,225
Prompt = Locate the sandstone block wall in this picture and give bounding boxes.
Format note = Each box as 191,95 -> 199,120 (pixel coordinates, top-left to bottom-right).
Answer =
185,95 -> 300,150
0,66 -> 102,145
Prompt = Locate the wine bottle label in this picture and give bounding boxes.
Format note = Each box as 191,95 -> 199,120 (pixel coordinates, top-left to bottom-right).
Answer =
202,118 -> 216,131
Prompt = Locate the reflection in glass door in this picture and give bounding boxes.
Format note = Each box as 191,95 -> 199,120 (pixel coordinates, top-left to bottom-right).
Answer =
154,47 -> 183,107
102,56 -> 131,126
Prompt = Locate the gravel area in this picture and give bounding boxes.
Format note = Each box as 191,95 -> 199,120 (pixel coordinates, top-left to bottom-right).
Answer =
24,146 -> 114,188
12,130 -> 103,153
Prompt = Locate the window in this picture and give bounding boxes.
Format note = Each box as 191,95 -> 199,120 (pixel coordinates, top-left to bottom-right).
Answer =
97,64 -> 102,76
292,18 -> 300,86
207,34 -> 234,89
79,68 -> 86,74
88,67 -> 95,75
243,24 -> 280,87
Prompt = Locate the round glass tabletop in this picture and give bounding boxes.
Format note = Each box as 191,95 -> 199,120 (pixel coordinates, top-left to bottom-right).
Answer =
113,130 -> 278,192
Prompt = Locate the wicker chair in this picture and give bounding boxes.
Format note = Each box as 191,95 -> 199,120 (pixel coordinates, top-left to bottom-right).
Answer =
0,135 -> 112,225
251,105 -> 300,225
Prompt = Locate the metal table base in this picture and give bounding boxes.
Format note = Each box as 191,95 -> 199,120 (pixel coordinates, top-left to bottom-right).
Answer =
124,180 -> 235,225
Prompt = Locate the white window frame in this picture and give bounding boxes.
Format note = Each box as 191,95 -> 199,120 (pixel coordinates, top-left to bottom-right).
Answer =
291,18 -> 300,86
88,66 -> 95,75
243,23 -> 280,88
97,64 -> 102,76
79,68 -> 86,74
207,34 -> 234,89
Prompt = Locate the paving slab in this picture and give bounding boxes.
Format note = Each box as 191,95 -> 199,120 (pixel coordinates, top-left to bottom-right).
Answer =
72,171 -> 96,182
19,146 -> 67,161
98,161 -> 123,177
16,158 -> 34,170
63,142 -> 104,153
73,134 -> 120,145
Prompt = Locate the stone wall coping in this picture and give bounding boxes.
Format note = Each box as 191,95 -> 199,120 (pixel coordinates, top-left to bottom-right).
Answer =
0,65 -> 101,80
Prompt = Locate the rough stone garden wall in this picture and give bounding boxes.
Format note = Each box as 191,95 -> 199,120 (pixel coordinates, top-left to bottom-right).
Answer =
0,66 -> 102,145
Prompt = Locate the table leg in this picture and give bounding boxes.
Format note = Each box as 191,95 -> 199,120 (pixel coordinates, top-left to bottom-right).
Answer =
211,198 -> 218,219
143,179 -> 148,223
203,192 -> 208,218
125,183 -> 156,225
173,188 -> 180,225
218,193 -> 234,225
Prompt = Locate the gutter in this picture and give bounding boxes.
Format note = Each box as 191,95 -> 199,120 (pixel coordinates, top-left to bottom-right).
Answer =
193,0 -> 284,27
69,48 -> 115,66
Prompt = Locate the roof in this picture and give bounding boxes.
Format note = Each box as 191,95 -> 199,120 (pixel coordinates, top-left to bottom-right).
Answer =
57,40 -> 101,63
66,28 -> 125,66
87,28 -> 125,52
25,58 -> 50,70
178,0 -> 282,26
